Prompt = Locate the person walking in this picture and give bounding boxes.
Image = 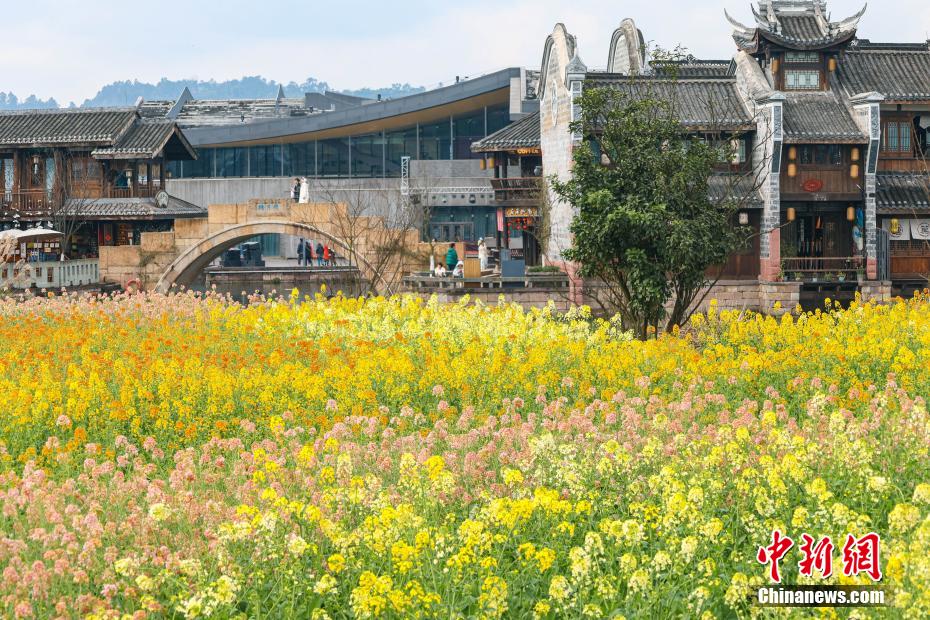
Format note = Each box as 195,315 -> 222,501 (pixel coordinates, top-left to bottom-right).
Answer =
445,243 -> 458,272
315,242 -> 324,267
323,244 -> 332,267
297,238 -> 305,266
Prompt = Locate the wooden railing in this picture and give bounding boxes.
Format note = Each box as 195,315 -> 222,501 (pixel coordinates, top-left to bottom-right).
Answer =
490,177 -> 542,205
781,257 -> 864,281
1,182 -> 164,216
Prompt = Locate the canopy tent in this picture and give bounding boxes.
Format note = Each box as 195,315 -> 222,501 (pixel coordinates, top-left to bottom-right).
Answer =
0,228 -> 64,243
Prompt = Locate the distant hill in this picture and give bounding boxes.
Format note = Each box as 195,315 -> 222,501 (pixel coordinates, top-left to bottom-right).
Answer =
79,76 -> 425,107
0,77 -> 425,110
0,92 -> 60,110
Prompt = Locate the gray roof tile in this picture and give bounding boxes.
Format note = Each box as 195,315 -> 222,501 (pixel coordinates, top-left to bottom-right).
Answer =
584,75 -> 755,131
65,195 -> 206,220
838,43 -> 930,101
0,108 -> 137,147
471,112 -> 540,152
876,173 -> 930,214
782,91 -> 865,143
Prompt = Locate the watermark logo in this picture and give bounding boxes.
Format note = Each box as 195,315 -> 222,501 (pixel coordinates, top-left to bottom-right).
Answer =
753,531 -> 885,608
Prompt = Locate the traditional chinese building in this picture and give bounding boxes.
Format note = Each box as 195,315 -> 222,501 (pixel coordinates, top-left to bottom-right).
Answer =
0,106 -> 200,263
540,1 -> 930,304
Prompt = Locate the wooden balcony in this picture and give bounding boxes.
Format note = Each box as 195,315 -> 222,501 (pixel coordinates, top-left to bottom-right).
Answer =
1,181 -> 164,218
780,168 -> 863,201
781,257 -> 864,282
490,177 -> 542,206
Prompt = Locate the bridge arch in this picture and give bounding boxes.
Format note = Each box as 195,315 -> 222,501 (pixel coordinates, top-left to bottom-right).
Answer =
155,220 -> 387,294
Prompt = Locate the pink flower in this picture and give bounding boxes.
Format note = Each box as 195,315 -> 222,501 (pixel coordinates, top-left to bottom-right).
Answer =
326,399 -> 338,411
432,385 -> 445,397
55,415 -> 71,428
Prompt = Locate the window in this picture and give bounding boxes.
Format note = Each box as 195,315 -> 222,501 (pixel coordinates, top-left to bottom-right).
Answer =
319,138 -> 350,176
284,142 -> 316,177
352,133 -> 384,177
882,119 -> 914,154
419,119 -> 451,161
385,126 -> 417,177
453,110 -> 485,160
215,148 -> 247,177
785,51 -> 820,64
785,70 -> 820,90
248,145 -> 282,177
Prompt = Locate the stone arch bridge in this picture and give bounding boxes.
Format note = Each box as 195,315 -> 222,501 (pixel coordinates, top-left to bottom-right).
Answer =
96,200 -> 422,294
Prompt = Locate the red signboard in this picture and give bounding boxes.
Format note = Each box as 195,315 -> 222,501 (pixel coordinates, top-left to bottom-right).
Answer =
802,179 -> 824,193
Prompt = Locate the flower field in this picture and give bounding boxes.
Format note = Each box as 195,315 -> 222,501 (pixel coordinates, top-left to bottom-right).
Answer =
1,291 -> 929,619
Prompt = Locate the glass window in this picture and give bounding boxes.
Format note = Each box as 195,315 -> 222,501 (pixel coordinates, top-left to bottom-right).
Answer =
352,133 -> 384,177
284,142 -> 316,177
785,51 -> 820,64
166,160 -> 184,179
785,70 -> 820,90
419,119 -> 451,160
185,148 -> 215,178
829,145 -> 843,166
486,104 -> 510,135
319,138 -> 350,177
385,126 -> 417,177
799,146 -> 813,164
453,110 -> 485,159
216,148 -> 247,178
249,145 -> 282,177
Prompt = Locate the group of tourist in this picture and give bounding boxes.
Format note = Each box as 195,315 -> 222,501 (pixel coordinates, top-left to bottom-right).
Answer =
296,239 -> 334,267
432,239 -> 489,278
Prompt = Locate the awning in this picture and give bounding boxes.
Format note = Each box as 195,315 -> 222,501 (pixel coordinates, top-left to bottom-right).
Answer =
0,227 -> 64,243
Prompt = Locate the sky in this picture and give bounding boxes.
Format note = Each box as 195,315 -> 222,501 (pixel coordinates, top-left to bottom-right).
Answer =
2,0 -> 929,105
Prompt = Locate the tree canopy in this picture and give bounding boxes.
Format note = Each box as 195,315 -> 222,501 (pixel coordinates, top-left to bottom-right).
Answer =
552,84 -> 750,339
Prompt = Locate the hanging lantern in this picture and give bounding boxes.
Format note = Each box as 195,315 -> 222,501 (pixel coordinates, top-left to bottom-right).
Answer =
479,158 -> 486,171
851,147 -> 861,162
847,206 -> 856,222
850,163 -> 860,179
788,162 -> 798,178
487,156 -> 496,169
771,57 -> 780,74
788,146 -> 798,161
890,218 -> 901,235
787,207 -> 796,222
828,57 -> 838,72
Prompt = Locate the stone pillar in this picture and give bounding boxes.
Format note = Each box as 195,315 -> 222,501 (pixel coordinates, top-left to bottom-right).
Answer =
850,93 -> 885,280
759,94 -> 785,282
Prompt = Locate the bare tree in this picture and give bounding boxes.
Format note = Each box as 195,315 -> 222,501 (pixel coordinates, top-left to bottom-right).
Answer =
50,151 -> 101,261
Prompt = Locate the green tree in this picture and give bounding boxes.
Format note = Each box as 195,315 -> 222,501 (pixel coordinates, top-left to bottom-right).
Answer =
552,84 -> 750,340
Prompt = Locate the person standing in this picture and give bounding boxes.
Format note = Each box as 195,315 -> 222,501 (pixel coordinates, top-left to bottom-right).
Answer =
297,238 -> 305,266
478,238 -> 488,271
323,245 -> 332,266
316,242 -> 324,266
299,177 -> 310,204
445,243 -> 458,272
291,178 -> 301,201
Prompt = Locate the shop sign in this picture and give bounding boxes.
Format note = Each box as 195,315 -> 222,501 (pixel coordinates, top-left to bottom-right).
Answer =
505,207 -> 540,218
515,148 -> 542,156
256,202 -> 284,213
911,219 -> 930,241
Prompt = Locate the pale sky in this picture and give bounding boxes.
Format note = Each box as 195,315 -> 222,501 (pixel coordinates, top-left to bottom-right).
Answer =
2,0 -> 928,105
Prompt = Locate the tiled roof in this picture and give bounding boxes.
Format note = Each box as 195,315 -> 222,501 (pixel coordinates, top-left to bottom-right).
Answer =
652,60 -> 734,79
0,108 -> 137,147
584,75 -> 755,131
837,43 -> 930,101
66,195 -> 206,220
709,173 -> 764,209
471,112 -> 540,153
876,173 -> 930,214
727,2 -> 863,53
782,91 -> 865,143
91,119 -> 192,159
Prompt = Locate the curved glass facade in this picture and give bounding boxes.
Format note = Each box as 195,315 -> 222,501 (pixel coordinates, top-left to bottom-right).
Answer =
167,104 -> 510,180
